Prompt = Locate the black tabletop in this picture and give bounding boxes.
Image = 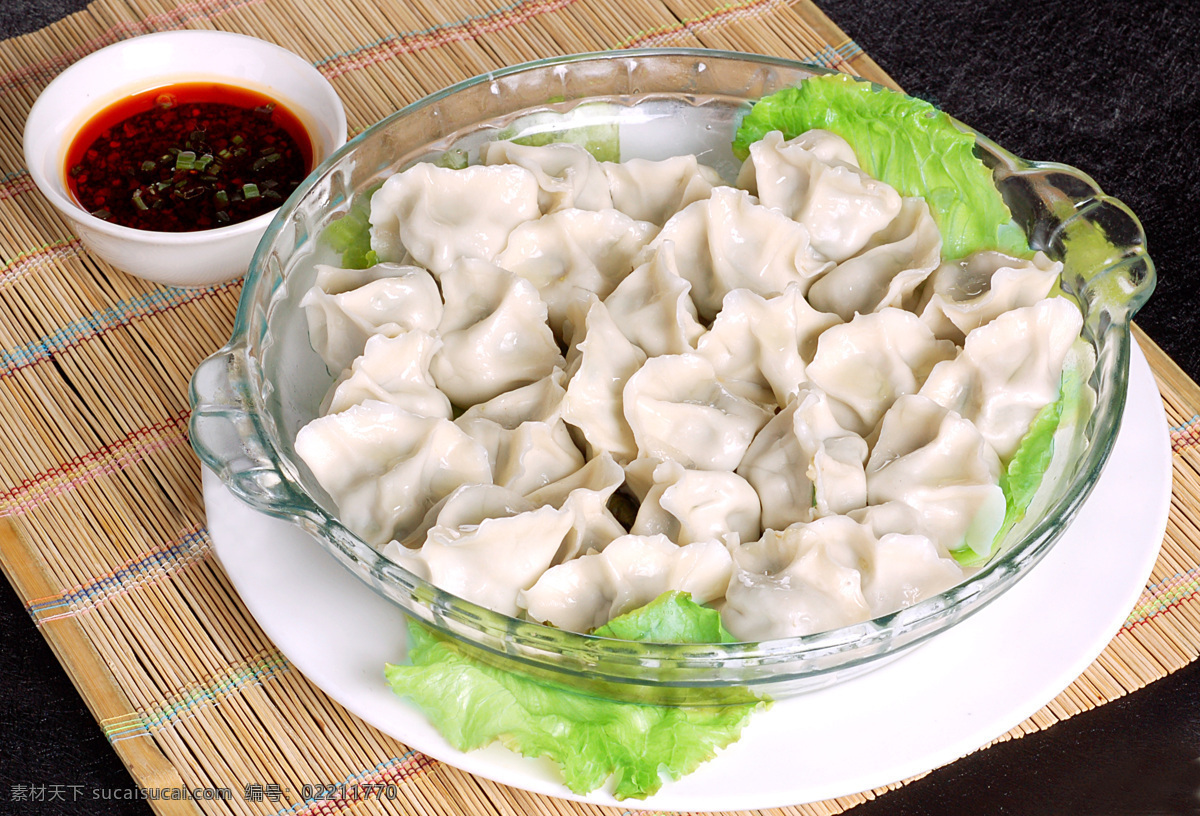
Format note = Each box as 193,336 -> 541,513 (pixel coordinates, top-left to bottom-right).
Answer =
2,1 -> 1199,814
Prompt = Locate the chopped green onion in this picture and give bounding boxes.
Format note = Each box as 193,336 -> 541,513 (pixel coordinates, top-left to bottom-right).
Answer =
252,153 -> 282,171
214,190 -> 229,208
231,134 -> 244,145
131,189 -> 148,210
207,162 -> 223,176
242,183 -> 260,200
90,207 -> 112,220
215,211 -> 231,224
140,160 -> 156,172
175,151 -> 196,171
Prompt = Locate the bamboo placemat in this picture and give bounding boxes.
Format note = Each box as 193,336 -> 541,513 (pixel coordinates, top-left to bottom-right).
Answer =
1,1 -> 1197,814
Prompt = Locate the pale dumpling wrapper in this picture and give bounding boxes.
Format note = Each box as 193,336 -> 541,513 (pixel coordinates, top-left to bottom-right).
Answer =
296,130 -> 1081,639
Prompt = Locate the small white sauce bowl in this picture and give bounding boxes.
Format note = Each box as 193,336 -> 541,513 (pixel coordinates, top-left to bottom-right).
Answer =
23,30 -> 347,288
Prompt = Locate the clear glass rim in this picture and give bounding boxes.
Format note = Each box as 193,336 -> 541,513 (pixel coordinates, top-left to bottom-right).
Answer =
195,48 -> 1153,691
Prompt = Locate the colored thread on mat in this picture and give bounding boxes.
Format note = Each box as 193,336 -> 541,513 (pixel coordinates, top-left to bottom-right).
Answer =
26,526 -> 210,624
615,0 -> 786,48
0,0 -> 264,96
0,278 -> 241,376
0,169 -> 34,200
273,752 -> 440,816
1171,414 -> 1200,453
312,0 -> 581,80
0,237 -> 84,288
1122,566 -> 1200,631
0,410 -> 191,517
99,650 -> 290,742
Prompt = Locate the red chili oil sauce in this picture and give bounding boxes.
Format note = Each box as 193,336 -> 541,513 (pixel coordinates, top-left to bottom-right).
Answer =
65,82 -> 313,232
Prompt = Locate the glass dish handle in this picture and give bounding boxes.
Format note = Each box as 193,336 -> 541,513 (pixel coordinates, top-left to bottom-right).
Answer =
189,345 -> 308,515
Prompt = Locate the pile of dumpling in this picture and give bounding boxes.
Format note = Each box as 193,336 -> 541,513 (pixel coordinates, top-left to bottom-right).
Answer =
295,128 -> 1082,641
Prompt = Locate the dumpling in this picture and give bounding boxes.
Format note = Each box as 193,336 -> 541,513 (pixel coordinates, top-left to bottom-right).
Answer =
430,259 -> 565,407
520,535 -> 734,633
640,186 -> 829,320
481,140 -> 612,213
369,162 -> 540,274
918,250 -> 1064,344
919,296 -> 1083,460
560,298 -> 647,463
623,353 -> 773,471
695,284 -> 839,408
602,242 -> 706,357
631,459 -> 762,546
722,517 -> 873,639
805,197 -> 942,321
322,331 -> 451,419
389,482 -> 536,550
300,263 -> 443,373
865,394 -> 1005,557
721,513 -> 961,640
601,154 -> 723,226
526,452 -> 628,561
386,497 -> 575,617
736,129 -> 903,263
806,308 -> 957,436
496,208 -> 657,335
455,370 -> 585,496
294,401 -> 493,547
737,386 -> 868,531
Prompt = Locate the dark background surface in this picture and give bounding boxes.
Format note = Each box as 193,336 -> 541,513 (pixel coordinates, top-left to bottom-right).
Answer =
2,0 -> 1199,813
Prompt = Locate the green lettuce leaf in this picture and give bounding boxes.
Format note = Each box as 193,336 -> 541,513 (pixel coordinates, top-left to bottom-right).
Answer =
495,101 -> 621,162
732,73 -> 1025,260
385,592 -> 765,800
319,184 -> 378,269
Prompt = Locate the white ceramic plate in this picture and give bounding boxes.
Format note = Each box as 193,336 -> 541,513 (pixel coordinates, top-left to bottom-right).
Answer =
204,340 -> 1170,811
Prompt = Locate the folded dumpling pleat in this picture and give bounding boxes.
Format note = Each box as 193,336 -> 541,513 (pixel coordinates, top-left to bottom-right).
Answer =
300,263 -> 443,373
369,163 -> 540,274
520,535 -> 734,633
526,452 -> 628,561
496,207 -> 657,335
736,129 -> 902,263
640,186 -> 829,320
919,296 -> 1083,460
631,459 -> 762,546
455,370 -> 584,496
561,298 -> 647,463
696,284 -> 839,408
918,250 -> 1064,344
481,140 -> 612,213
623,353 -> 773,472
602,242 -> 706,357
737,386 -> 868,532
866,394 -> 1005,556
430,259 -> 565,408
806,197 -> 942,321
601,154 -> 723,226
806,308 -> 957,436
387,498 -> 575,617
322,331 -> 451,419
294,401 -> 493,547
